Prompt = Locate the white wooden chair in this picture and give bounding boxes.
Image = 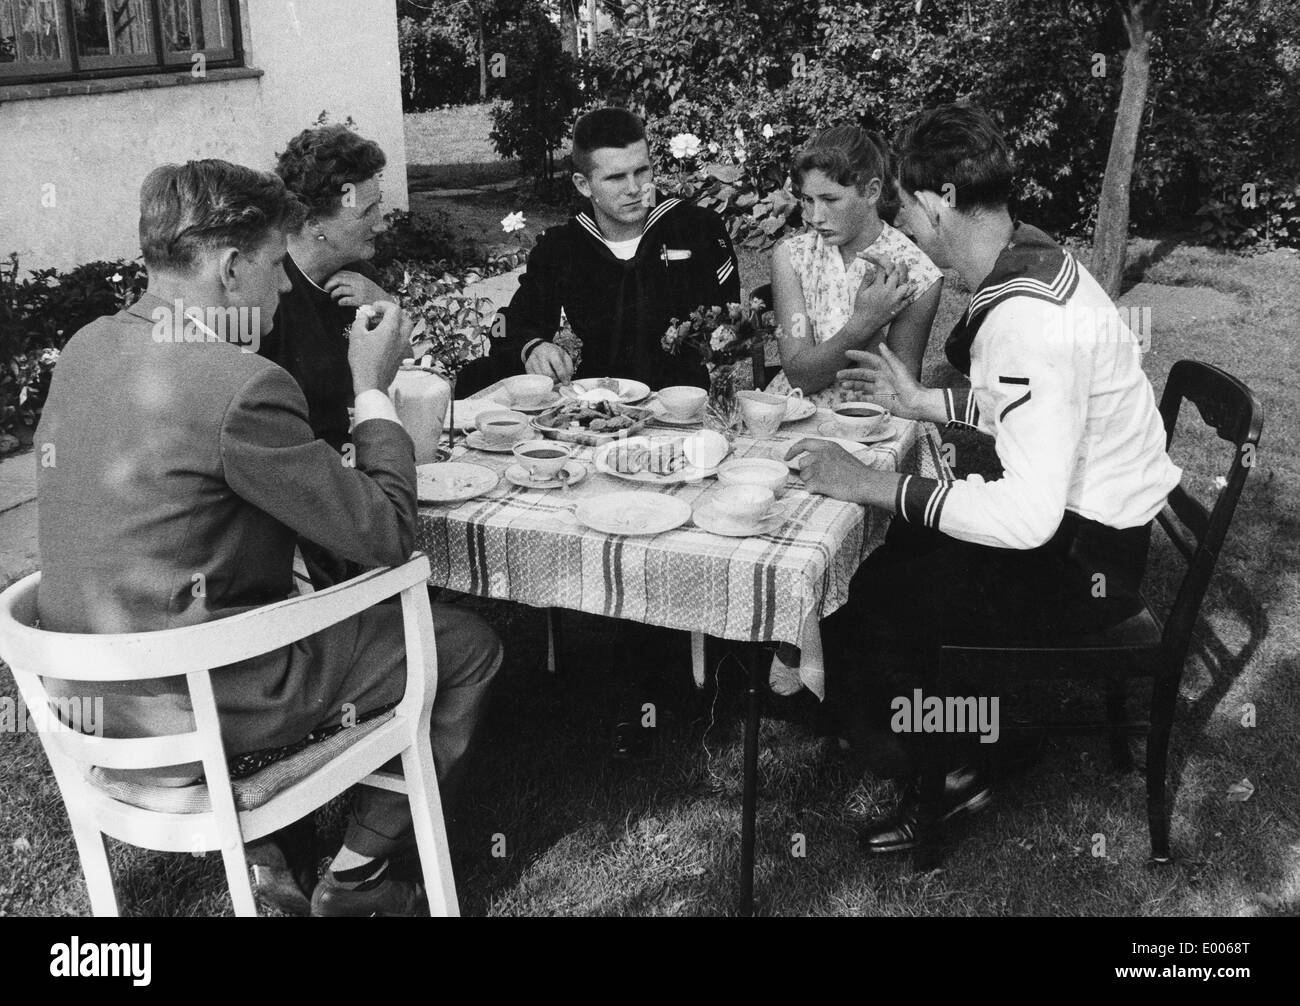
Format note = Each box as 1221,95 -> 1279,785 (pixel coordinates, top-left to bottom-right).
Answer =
0,553 -> 457,917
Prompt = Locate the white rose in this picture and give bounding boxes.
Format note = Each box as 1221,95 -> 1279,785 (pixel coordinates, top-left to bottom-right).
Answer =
762,124 -> 774,140
669,132 -> 702,160
871,47 -> 883,61
500,211 -> 527,233
710,325 -> 735,351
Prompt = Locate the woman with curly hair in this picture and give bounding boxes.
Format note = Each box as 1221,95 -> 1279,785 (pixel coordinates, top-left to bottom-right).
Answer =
261,123 -> 395,453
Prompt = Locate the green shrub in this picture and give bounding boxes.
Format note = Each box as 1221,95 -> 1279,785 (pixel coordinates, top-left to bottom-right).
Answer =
398,15 -> 480,111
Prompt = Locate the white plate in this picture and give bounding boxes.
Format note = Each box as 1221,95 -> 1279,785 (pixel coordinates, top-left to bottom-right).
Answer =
504,461 -> 588,490
416,462 -> 499,503
782,397 -> 817,423
693,500 -> 788,538
783,436 -> 874,470
562,378 -> 652,405
817,418 -> 896,444
573,491 -> 691,536
464,430 -> 530,453
592,434 -> 728,485
646,400 -> 705,426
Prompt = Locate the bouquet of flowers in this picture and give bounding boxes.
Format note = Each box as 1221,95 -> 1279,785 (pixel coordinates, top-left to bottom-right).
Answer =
663,299 -> 778,432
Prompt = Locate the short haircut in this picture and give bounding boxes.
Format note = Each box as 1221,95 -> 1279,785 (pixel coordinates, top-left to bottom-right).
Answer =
571,107 -> 647,176
792,124 -> 899,222
275,124 -> 387,219
139,160 -> 306,273
894,103 -> 1013,212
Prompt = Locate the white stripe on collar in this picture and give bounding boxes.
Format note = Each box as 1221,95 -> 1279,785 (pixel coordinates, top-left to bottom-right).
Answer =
967,254 -> 1077,318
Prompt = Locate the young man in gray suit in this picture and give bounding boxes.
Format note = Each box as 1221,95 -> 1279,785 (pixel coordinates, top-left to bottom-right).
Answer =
35,160 -> 502,916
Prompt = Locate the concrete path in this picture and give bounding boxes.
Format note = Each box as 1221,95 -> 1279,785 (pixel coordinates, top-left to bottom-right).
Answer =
0,450 -> 37,590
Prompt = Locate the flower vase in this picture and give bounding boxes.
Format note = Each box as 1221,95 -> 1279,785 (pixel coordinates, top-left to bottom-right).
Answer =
705,365 -> 743,437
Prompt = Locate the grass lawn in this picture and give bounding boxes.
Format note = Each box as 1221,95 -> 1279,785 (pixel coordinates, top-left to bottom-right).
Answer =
1,225 -> 1296,915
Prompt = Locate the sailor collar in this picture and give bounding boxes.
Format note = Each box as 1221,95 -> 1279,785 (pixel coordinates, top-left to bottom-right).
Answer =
944,222 -> 1080,375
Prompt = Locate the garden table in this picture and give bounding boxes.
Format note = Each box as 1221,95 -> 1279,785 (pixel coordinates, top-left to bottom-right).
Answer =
416,381 -> 950,914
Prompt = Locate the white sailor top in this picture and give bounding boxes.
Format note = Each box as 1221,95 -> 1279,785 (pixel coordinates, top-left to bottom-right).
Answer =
896,224 -> 1182,550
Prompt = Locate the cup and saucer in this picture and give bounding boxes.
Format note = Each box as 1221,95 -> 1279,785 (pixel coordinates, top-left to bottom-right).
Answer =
503,375 -> 561,413
505,440 -> 587,489
693,485 -> 787,538
819,402 -> 895,443
466,430 -> 530,453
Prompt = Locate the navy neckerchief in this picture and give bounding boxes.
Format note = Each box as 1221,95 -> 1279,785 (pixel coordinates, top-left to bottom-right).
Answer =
572,191 -> 683,263
944,222 -> 1079,375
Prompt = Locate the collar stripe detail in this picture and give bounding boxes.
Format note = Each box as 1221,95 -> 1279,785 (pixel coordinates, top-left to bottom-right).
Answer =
967,254 -> 1078,319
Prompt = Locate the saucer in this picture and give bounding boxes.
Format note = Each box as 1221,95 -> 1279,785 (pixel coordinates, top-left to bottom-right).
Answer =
693,500 -> 787,538
651,410 -> 704,427
818,418 -> 896,444
465,430 -> 530,453
505,461 -> 587,490
782,397 -> 816,423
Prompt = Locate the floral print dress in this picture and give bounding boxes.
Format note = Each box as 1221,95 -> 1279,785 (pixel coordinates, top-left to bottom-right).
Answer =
765,223 -> 943,408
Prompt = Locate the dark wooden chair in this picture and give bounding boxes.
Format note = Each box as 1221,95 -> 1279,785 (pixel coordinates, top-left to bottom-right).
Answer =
748,283 -> 781,390
915,360 -> 1264,867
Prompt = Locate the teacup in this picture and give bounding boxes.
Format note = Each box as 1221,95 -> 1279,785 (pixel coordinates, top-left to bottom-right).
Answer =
477,409 -> 530,448
713,484 -> 778,527
717,458 -> 789,499
831,401 -> 891,439
737,390 -> 787,439
658,385 -> 707,421
513,440 -> 572,480
504,374 -> 554,408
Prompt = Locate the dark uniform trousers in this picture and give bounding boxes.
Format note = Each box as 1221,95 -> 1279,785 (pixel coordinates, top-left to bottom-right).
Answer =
821,511 -> 1152,776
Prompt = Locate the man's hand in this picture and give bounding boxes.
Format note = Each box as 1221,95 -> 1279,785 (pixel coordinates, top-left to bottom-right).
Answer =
849,254 -> 911,338
525,341 -> 575,382
784,438 -> 872,503
348,301 -> 412,395
837,344 -> 931,419
326,270 -> 392,309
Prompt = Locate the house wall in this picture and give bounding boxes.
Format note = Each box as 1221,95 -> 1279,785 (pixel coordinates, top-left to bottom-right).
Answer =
0,0 -> 407,272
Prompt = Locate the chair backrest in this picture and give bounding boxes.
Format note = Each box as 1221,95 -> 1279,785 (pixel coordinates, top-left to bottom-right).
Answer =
1154,360 -> 1264,667
749,283 -> 775,389
0,556 -> 434,777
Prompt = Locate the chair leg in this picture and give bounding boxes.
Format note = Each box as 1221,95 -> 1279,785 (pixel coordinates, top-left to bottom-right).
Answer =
401,740 -> 460,917
691,631 -> 706,690
1104,677 -> 1134,772
220,840 -> 258,917
67,818 -> 119,917
1146,674 -> 1179,864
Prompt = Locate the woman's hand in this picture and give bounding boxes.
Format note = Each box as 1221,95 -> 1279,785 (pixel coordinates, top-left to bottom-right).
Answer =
850,254 -> 911,337
325,270 -> 392,309
837,344 -> 928,419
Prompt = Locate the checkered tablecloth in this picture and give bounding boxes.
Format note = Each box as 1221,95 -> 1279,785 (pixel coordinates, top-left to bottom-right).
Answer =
416,389 -> 948,651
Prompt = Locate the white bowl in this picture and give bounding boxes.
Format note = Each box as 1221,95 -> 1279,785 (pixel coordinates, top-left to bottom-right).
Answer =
658,385 -> 707,420
504,374 -> 555,407
717,457 -> 790,498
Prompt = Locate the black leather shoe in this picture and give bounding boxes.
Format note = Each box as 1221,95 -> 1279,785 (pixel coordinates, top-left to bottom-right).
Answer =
611,721 -> 653,761
310,873 -> 426,917
245,839 -> 313,916
858,765 -> 993,855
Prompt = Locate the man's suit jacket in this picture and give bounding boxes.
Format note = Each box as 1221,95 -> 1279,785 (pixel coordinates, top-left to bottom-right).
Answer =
35,293 -> 417,756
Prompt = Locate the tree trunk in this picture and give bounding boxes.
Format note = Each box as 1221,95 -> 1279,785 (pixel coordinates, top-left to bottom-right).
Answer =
476,3 -> 487,101
588,0 -> 598,50
1091,1 -> 1159,300
560,0 -> 579,56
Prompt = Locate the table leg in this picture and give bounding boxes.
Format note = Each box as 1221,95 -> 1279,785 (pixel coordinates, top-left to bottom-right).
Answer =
691,632 -> 706,689
739,645 -> 763,916
546,608 -> 562,674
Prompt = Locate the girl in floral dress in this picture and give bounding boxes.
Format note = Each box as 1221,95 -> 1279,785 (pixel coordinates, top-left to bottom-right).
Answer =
766,126 -> 943,406
766,126 -> 943,695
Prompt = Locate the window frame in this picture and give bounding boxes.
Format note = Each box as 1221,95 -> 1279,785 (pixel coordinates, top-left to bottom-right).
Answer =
0,0 -> 243,83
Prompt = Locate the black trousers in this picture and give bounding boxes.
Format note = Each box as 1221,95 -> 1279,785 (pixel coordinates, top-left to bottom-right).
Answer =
821,512 -> 1152,777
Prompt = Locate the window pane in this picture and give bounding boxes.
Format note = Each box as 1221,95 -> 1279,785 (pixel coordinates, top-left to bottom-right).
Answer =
161,0 -> 228,55
73,0 -> 154,59
2,1 -> 64,64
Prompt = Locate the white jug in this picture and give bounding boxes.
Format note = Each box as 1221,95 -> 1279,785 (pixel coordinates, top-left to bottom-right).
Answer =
388,364 -> 450,465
